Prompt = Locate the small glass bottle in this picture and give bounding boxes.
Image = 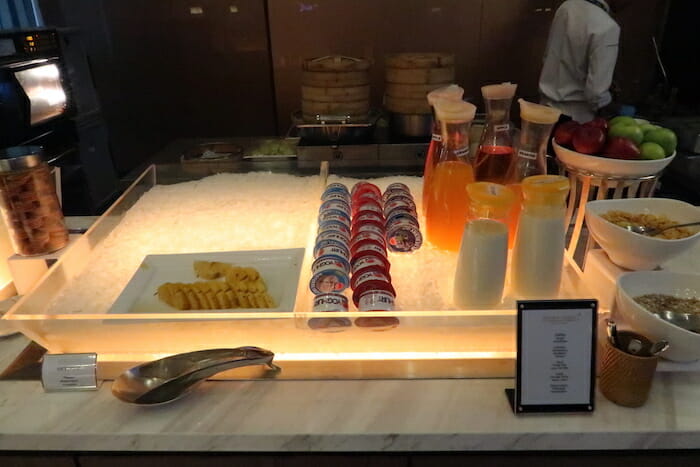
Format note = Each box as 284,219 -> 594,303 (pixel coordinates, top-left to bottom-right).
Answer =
422,84 -> 464,216
511,175 -> 570,299
474,82 -> 517,184
425,99 -> 477,251
0,147 -> 69,256
454,182 -> 515,308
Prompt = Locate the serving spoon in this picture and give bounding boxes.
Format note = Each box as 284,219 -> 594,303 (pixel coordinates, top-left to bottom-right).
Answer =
112,347 -> 278,405
653,309 -> 700,334
625,221 -> 700,237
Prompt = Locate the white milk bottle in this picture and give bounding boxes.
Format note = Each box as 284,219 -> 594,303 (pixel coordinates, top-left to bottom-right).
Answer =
454,182 -> 516,308
511,175 -> 570,299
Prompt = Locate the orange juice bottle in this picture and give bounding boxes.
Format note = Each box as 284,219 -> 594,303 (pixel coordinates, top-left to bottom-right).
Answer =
425,99 -> 477,251
505,99 -> 562,246
422,85 -> 464,216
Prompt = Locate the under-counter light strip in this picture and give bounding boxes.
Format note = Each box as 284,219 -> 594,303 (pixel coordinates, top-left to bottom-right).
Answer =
95,351 -> 515,362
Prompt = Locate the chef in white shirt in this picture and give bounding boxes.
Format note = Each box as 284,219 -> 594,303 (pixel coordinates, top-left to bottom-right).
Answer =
538,0 -> 621,122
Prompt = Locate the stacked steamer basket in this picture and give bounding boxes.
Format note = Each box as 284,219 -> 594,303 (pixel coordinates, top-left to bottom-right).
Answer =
301,55 -> 371,122
384,53 -> 455,137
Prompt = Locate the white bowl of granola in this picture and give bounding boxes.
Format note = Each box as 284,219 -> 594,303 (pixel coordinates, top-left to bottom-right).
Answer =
617,271 -> 700,361
586,198 -> 700,270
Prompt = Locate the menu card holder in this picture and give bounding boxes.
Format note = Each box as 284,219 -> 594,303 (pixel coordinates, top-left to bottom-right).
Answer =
507,299 -> 597,414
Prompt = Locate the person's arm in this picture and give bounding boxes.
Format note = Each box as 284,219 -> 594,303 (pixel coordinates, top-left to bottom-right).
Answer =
584,25 -> 620,111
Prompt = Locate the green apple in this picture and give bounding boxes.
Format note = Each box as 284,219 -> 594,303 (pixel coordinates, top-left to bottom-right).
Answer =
609,124 -> 644,145
644,128 -> 677,156
639,123 -> 660,134
609,116 -> 638,127
640,142 -> 666,160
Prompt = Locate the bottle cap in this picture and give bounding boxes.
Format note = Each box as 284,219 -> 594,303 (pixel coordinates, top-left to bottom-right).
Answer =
481,82 -> 517,100
518,99 -> 561,125
466,182 -> 516,219
434,99 -> 476,123
521,175 -> 570,206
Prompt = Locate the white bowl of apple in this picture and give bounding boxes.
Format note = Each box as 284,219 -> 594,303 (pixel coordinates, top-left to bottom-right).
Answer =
552,116 -> 677,178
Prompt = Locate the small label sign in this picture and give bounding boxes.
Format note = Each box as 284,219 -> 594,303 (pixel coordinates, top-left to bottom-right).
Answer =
41,353 -> 98,392
507,300 -> 597,414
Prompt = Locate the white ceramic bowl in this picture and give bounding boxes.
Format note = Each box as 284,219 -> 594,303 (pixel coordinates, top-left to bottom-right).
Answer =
616,271 -> 700,362
553,140 -> 676,177
586,198 -> 700,270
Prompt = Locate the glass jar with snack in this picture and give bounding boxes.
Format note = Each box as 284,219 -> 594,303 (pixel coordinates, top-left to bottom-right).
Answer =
0,147 -> 69,256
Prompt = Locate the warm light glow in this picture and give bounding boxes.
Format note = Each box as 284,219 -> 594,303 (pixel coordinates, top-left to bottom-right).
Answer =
275,351 -> 514,361
95,351 -> 515,363
0,220 -> 16,294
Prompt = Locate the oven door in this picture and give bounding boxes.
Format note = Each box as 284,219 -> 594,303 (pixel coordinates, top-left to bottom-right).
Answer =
10,58 -> 68,126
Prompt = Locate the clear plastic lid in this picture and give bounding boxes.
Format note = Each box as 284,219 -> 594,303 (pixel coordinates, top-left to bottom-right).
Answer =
434,99 -> 476,123
427,84 -> 465,107
481,82 -> 518,100
518,99 -> 562,124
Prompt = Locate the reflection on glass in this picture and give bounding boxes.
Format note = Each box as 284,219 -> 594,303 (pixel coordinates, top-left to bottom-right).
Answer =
14,64 -> 67,125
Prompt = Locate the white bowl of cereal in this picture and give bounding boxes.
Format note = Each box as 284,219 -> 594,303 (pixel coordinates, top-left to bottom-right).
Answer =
617,271 -> 700,362
586,198 -> 700,270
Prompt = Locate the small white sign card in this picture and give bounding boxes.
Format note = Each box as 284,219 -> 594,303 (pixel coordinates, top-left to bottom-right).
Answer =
41,353 -> 98,392
506,299 -> 597,414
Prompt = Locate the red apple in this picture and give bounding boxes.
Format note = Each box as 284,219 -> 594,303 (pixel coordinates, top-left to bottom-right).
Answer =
602,137 -> 641,160
572,126 -> 606,154
554,121 -> 580,147
583,117 -> 609,132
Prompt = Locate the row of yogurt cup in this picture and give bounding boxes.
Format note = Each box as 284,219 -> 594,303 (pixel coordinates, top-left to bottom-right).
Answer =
310,181 -> 422,317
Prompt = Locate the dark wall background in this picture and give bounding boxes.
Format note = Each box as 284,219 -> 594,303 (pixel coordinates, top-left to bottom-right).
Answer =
40,0 -> 671,176
40,0 -> 276,175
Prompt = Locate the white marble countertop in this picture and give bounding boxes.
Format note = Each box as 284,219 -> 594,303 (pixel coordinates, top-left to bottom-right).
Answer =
1,226 -> 699,453
2,333 -> 700,452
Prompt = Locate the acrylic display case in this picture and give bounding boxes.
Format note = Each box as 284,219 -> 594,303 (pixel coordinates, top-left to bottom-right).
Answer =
2,164 -> 599,379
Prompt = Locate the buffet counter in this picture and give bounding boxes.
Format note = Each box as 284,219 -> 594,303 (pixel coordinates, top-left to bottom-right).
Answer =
1,160 -> 699,464
2,331 -> 700,454
0,245 -> 699,459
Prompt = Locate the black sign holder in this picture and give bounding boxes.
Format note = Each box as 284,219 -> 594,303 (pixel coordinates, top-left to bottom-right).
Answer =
506,299 -> 597,414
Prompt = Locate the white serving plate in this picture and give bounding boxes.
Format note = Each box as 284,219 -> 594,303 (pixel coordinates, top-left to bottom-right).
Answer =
108,248 -> 305,314
553,139 -> 676,177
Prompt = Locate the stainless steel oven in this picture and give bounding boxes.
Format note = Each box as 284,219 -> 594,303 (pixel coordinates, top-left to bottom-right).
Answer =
0,30 -> 72,147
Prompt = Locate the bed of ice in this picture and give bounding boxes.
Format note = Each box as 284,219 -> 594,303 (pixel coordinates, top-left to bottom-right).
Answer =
46,171 -> 459,315
47,172 -> 323,314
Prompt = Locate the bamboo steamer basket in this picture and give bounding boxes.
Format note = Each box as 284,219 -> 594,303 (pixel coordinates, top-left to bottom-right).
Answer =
302,85 -> 370,103
301,55 -> 371,122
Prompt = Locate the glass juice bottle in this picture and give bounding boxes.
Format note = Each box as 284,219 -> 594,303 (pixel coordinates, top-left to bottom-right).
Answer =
511,175 -> 570,299
422,84 -> 464,216
474,82 -> 517,184
505,99 -> 561,245
454,182 -> 515,308
425,99 -> 477,251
